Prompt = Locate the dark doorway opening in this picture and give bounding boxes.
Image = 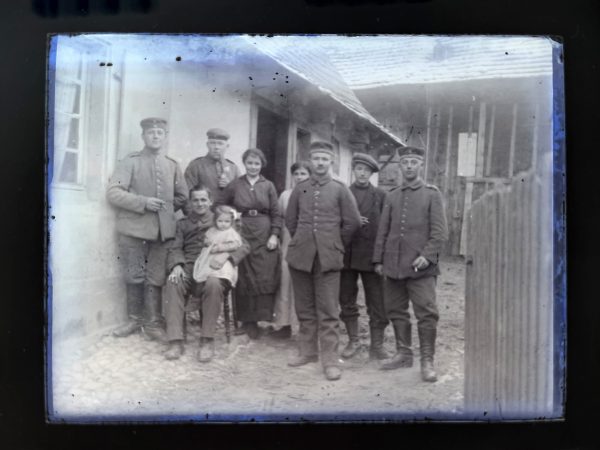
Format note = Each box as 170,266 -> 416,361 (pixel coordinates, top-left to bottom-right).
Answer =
296,128 -> 311,163
256,106 -> 289,194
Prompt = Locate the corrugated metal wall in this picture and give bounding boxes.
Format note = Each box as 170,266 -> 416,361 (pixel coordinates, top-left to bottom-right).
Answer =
464,171 -> 555,418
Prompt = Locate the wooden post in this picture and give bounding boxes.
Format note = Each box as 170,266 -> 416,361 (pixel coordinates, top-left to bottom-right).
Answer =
485,104 -> 497,177
508,103 -> 519,177
424,106 -> 433,183
443,105 -> 454,196
430,106 -> 442,186
475,102 -> 487,177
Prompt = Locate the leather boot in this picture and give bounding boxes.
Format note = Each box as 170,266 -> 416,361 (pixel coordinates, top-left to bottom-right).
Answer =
418,327 -> 438,382
380,321 -> 413,370
197,337 -> 215,363
369,326 -> 390,360
341,318 -> 361,359
112,284 -> 144,337
164,340 -> 184,360
142,285 -> 167,342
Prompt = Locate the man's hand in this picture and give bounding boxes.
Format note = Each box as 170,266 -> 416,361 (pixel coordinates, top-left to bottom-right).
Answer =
146,197 -> 166,212
266,234 -> 279,251
412,256 -> 430,271
374,263 -> 384,276
168,265 -> 187,284
360,216 -> 370,226
217,177 -> 229,188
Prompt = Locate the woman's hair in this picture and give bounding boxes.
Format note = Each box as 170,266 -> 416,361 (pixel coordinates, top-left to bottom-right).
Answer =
213,205 -> 237,226
290,160 -> 312,175
242,148 -> 267,168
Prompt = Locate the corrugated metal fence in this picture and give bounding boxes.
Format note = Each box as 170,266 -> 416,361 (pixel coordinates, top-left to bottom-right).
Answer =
464,170 -> 555,418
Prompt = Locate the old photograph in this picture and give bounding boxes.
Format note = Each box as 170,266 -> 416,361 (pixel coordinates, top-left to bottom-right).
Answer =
46,34 -> 564,421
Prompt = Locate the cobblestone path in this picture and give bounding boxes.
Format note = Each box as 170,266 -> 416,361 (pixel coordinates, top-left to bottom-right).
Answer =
50,258 -> 465,421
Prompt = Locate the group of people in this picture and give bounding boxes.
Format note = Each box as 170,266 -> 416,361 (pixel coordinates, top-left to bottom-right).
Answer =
106,117 -> 448,382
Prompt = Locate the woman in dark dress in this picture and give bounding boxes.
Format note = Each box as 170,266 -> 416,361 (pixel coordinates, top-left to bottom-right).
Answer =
221,148 -> 282,339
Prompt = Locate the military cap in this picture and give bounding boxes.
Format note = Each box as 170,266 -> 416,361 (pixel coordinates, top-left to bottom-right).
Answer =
206,128 -> 230,140
140,117 -> 168,131
309,141 -> 335,157
397,146 -> 425,160
351,152 -> 380,172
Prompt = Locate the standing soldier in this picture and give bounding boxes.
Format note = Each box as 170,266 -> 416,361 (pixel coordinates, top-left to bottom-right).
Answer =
107,118 -> 188,341
184,128 -> 240,205
285,141 -> 361,381
373,146 -> 448,382
339,153 -> 390,361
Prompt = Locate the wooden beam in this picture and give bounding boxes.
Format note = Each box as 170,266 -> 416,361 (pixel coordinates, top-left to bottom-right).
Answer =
430,106 -> 442,185
508,103 -> 519,177
460,181 -> 474,255
424,106 -> 433,183
475,102 -> 487,177
485,104 -> 497,177
443,105 -> 454,196
467,104 -> 474,135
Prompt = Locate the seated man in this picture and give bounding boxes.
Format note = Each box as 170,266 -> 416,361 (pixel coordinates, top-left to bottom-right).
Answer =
163,185 -> 250,362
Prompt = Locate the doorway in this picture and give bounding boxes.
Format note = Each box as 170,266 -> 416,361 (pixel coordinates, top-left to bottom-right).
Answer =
256,106 -> 289,194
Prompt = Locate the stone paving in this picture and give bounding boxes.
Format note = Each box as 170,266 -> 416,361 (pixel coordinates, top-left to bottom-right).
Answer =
50,258 -> 465,422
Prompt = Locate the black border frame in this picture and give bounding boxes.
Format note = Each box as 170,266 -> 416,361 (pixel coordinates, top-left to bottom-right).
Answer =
2,0 -> 598,448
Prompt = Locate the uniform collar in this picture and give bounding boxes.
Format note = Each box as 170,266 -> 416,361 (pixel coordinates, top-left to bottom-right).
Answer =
311,173 -> 332,186
401,178 -> 424,191
188,210 -> 214,227
204,154 -> 224,164
141,147 -> 161,157
352,181 -> 372,190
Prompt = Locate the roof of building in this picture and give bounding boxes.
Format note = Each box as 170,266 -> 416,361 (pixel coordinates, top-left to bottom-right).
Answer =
317,35 -> 555,90
243,36 -> 404,144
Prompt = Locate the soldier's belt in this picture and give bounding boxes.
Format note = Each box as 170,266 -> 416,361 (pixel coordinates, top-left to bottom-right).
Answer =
241,209 -> 268,217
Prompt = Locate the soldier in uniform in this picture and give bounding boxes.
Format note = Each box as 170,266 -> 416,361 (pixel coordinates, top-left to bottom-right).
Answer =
162,185 -> 250,361
285,141 -> 361,381
339,153 -> 390,361
373,146 -> 448,382
184,128 -> 240,205
106,117 -> 188,341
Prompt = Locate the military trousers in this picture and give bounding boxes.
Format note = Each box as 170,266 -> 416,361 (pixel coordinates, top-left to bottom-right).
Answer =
118,234 -> 169,286
383,275 -> 439,330
289,255 -> 341,367
163,270 -> 230,342
339,269 -> 388,330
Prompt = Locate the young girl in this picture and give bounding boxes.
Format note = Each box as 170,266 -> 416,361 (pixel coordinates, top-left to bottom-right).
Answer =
193,205 -> 243,286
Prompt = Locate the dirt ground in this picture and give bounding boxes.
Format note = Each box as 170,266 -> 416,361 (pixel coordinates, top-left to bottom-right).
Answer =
50,256 -> 465,422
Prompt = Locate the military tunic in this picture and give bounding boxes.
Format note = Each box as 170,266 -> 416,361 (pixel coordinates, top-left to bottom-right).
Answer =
372,178 -> 448,329
106,148 -> 188,286
185,155 -> 240,205
285,174 -> 361,367
372,178 -> 447,280
286,174 -> 361,273
339,182 -> 388,329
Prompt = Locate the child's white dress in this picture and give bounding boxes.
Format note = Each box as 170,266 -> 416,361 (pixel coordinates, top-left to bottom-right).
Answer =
193,227 -> 242,285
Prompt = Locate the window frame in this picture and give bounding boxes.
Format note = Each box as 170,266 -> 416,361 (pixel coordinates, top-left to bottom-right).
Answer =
51,39 -> 90,190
